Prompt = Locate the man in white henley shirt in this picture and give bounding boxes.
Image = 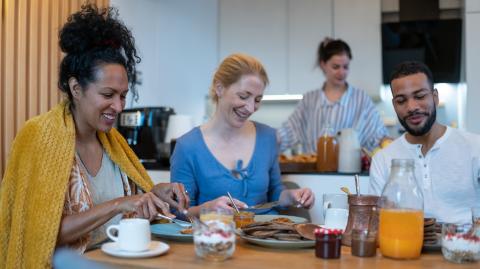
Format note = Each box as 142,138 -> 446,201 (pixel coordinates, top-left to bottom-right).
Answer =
369,61 -> 480,223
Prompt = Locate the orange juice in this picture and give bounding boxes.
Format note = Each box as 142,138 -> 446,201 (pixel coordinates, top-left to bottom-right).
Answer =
378,208 -> 424,259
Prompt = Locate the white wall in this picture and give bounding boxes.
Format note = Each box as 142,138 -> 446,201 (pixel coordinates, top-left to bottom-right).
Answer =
465,0 -> 480,133
111,0 -> 218,126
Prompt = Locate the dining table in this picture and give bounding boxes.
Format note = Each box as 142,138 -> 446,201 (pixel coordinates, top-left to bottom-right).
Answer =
85,238 -> 479,269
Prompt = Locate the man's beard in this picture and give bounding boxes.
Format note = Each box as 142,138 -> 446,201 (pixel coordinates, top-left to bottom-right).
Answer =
398,107 -> 436,136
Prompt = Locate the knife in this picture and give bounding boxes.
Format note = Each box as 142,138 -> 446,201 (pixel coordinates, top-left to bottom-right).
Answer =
156,213 -> 192,228
249,201 -> 280,210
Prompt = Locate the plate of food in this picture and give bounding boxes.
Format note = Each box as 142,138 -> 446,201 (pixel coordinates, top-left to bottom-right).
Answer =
237,216 -> 315,249
254,215 -> 308,224
151,223 -> 193,242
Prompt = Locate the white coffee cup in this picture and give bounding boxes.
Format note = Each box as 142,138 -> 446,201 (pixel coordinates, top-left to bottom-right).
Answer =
322,193 -> 348,218
106,218 -> 151,252
324,208 -> 349,230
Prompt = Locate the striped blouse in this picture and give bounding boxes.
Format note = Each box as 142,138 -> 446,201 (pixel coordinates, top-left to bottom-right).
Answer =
277,85 -> 388,153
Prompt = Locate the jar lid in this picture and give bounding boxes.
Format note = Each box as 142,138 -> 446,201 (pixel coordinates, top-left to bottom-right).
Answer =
314,227 -> 343,235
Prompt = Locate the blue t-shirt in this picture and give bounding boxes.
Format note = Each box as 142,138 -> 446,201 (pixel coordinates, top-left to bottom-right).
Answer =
170,122 -> 285,212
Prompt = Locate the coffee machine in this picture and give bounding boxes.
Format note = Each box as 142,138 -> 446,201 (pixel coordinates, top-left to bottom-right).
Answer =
117,107 -> 175,169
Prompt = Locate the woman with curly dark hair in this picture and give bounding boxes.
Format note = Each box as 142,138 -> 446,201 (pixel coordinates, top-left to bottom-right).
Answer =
0,4 -> 188,268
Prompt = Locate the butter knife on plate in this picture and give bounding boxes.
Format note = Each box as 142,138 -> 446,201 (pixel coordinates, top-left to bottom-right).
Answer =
249,201 -> 280,210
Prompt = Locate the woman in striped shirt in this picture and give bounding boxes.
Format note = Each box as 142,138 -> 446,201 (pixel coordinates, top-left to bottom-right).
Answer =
277,38 -> 389,153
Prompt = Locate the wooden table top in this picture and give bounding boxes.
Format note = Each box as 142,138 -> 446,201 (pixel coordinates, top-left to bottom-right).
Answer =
85,238 -> 479,269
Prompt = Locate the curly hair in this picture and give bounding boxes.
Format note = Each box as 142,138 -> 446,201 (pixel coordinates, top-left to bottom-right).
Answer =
58,4 -> 141,103
390,61 -> 434,90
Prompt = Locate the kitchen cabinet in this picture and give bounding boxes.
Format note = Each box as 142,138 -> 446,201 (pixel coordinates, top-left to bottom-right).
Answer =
333,0 -> 382,99
219,0 -> 381,99
466,0 -> 480,12
288,0 -> 332,94
465,11 -> 480,133
219,0 -> 289,94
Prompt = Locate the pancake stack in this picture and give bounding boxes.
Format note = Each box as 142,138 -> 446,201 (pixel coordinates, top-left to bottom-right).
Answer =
423,218 -> 439,245
241,219 -> 311,241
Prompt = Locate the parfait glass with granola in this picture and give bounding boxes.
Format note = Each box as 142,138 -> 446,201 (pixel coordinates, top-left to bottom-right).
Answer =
194,208 -> 235,261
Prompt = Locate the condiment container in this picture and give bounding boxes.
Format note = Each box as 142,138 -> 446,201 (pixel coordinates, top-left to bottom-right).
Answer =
351,229 -> 377,257
233,211 -> 255,228
342,194 -> 378,246
316,126 -> 338,172
315,228 -> 342,259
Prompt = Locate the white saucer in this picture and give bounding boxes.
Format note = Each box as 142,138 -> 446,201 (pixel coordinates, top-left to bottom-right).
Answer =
101,241 -> 169,258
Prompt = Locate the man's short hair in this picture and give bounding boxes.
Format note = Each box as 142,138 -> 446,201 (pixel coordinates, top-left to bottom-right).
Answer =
390,61 -> 434,90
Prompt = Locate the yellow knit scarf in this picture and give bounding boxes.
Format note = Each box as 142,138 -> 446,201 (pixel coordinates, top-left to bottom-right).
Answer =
0,101 -> 154,269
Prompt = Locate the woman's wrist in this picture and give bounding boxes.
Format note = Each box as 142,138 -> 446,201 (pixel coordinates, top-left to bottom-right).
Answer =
278,190 -> 294,206
112,197 -> 128,215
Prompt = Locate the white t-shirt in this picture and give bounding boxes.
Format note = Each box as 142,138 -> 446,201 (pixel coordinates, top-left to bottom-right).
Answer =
369,127 -> 480,223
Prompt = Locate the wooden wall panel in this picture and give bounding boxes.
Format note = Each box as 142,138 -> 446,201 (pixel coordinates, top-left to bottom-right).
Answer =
16,0 -> 28,133
0,0 -> 4,175
28,0 -> 40,119
1,0 -> 109,177
3,0 -> 16,175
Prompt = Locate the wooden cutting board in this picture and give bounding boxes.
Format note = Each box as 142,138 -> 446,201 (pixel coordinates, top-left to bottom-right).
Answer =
279,162 -> 317,173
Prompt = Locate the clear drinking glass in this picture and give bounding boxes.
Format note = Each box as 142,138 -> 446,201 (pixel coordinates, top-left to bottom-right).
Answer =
472,207 -> 480,226
193,208 -> 235,261
351,229 -> 377,257
441,223 -> 480,263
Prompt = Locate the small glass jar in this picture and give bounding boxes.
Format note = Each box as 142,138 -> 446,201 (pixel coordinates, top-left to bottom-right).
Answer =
316,126 -> 338,172
194,208 -> 235,261
234,211 -> 255,229
315,228 -> 342,259
351,229 -> 377,257
441,223 -> 480,264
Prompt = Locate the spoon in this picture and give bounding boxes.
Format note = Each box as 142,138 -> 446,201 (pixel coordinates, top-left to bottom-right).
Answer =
354,174 -> 360,196
340,187 -> 351,195
180,209 -> 209,230
227,192 -> 240,214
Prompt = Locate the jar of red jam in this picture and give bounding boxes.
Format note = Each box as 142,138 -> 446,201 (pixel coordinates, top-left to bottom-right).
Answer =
315,228 -> 342,259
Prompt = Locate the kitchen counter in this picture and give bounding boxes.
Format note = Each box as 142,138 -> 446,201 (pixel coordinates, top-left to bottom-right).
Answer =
85,240 -> 474,269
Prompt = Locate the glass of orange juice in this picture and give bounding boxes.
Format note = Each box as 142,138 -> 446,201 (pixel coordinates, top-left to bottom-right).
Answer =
378,208 -> 424,259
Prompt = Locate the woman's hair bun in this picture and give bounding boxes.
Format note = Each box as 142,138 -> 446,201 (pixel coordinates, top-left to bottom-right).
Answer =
320,37 -> 333,49
59,4 -> 126,55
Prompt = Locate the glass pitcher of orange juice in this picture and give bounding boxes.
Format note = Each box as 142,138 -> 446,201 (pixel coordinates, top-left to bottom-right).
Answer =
378,159 -> 424,259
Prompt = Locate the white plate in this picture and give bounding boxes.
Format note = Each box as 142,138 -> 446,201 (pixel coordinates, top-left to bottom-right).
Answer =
101,241 -> 169,258
151,223 -> 193,242
238,231 -> 315,249
254,214 -> 308,224
239,215 -> 314,249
